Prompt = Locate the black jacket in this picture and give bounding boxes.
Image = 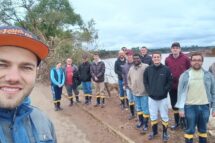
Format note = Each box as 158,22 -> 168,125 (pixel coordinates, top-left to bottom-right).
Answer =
79,61 -> 92,82
141,54 -> 152,65
90,60 -> 105,82
144,64 -> 172,100
114,58 -> 126,80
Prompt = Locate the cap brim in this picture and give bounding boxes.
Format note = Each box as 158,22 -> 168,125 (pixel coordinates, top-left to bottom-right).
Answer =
0,34 -> 49,60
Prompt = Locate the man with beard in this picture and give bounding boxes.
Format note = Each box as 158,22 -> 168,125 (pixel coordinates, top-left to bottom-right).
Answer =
0,26 -> 56,142
64,58 -> 81,106
175,52 -> 215,143
165,42 -> 190,130
144,51 -> 172,141
127,53 -> 149,133
114,50 -> 127,109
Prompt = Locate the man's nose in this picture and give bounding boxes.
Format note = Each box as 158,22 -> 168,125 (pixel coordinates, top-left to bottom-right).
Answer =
5,67 -> 21,83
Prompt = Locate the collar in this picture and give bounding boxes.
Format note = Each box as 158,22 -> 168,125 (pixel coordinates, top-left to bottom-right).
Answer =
0,104 -> 33,121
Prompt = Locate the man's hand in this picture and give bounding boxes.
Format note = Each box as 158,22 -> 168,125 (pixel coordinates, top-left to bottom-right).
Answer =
179,111 -> 185,117
95,76 -> 98,81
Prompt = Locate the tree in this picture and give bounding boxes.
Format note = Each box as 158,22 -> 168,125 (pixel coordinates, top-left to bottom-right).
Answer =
0,0 -> 98,80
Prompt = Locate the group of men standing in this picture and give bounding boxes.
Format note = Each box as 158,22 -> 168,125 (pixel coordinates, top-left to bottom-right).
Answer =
50,53 -> 106,111
114,42 -> 215,143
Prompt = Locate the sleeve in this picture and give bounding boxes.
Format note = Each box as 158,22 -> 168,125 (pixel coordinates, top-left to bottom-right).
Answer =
50,69 -> 59,86
210,74 -> 215,113
114,60 -> 120,75
97,62 -> 105,78
122,66 -> 127,87
186,56 -> 191,69
90,64 -> 95,78
164,68 -> 173,91
175,73 -> 187,112
61,69 -> 65,85
164,58 -> 168,66
127,68 -> 131,89
143,67 -> 150,93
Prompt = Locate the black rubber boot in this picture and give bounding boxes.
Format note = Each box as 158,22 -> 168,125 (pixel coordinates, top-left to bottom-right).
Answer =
171,112 -> 180,130
136,114 -> 144,128
140,117 -> 149,134
88,95 -> 92,104
199,136 -> 207,143
101,97 -> 105,108
185,138 -> 193,143
75,96 -> 81,103
54,103 -> 58,111
148,123 -> 158,140
125,98 -> 129,108
57,102 -> 63,110
69,98 -> 73,106
94,96 -> 100,107
180,117 -> 187,130
162,124 -> 169,142
120,97 -> 125,109
85,95 -> 89,104
128,104 -> 135,120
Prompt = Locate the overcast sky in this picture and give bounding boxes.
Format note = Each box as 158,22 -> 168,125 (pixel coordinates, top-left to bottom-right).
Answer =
70,0 -> 215,50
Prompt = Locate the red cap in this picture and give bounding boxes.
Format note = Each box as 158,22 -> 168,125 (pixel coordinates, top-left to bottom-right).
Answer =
0,26 -> 49,60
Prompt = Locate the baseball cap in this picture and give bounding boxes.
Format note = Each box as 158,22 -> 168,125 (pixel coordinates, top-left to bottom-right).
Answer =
171,42 -> 180,48
0,26 -> 49,61
126,49 -> 134,56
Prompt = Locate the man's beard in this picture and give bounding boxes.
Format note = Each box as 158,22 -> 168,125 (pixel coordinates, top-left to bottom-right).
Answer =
134,61 -> 141,66
0,86 -> 34,109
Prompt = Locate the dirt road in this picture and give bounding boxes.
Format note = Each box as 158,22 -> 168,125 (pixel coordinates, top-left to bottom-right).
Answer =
30,83 -> 215,143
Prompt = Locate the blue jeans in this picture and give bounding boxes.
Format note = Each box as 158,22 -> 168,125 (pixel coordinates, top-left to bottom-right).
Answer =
126,88 -> 135,103
82,81 -> 92,94
184,104 -> 210,138
118,79 -> 124,97
134,95 -> 149,115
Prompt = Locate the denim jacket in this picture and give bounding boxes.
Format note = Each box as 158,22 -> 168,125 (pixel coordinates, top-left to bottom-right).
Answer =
0,104 -> 57,143
175,68 -> 215,113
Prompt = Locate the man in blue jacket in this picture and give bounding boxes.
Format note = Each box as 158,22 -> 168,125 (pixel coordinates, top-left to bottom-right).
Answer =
176,52 -> 215,143
0,26 -> 57,143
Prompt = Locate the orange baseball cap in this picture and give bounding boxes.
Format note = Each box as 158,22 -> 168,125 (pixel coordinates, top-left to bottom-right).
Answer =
0,26 -> 49,61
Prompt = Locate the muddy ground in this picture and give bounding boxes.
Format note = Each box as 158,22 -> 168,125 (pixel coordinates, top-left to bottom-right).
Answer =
31,83 -> 215,143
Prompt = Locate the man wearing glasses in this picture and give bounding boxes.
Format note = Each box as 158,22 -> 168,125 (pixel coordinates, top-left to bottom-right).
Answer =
176,52 -> 215,143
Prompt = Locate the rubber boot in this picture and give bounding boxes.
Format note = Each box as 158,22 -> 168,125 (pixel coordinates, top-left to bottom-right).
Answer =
85,95 -> 89,104
136,114 -> 144,128
101,97 -> 105,108
54,103 -> 58,111
75,95 -> 81,103
57,102 -> 63,110
148,123 -> 158,140
128,104 -> 135,120
88,95 -> 92,104
94,96 -> 100,107
162,124 -> 169,142
171,112 -> 180,130
199,136 -> 207,143
125,98 -> 129,108
120,97 -> 125,110
185,138 -> 193,143
69,98 -> 73,106
180,117 -> 187,130
140,117 -> 149,134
